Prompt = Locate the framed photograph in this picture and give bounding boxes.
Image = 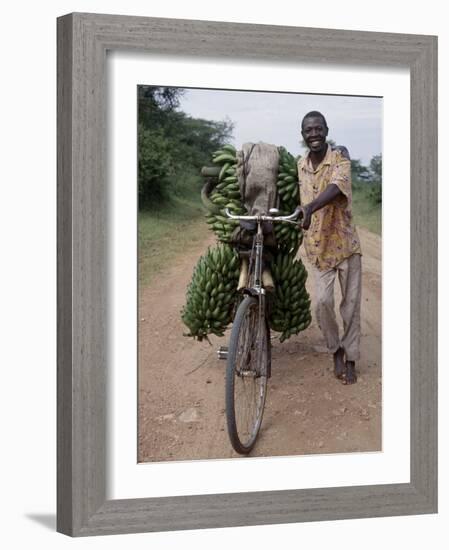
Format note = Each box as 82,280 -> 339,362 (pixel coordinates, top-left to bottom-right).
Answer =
135,85 -> 383,465
57,12 -> 437,536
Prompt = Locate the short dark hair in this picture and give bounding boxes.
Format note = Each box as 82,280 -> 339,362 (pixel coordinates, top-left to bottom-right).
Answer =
301,111 -> 328,130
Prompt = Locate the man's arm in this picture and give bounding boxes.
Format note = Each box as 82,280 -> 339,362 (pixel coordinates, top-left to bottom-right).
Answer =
299,184 -> 343,230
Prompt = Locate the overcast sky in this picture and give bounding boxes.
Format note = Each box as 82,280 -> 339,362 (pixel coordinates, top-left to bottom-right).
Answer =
178,88 -> 382,167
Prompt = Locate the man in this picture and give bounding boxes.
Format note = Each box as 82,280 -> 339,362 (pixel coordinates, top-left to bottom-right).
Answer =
298,111 -> 362,384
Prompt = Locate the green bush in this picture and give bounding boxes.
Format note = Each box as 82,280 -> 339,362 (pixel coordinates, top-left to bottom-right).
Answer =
138,86 -> 234,211
138,124 -> 175,207
369,182 -> 382,204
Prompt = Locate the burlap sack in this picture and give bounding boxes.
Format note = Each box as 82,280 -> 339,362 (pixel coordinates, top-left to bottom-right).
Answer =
231,142 -> 279,252
236,142 -> 279,215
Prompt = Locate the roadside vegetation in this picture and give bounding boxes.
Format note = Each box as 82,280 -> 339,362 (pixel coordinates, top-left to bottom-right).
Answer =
138,86 -> 233,285
138,181 -> 209,286
351,155 -> 382,235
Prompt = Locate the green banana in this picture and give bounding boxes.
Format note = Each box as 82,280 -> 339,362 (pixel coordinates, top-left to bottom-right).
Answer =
222,144 -> 237,154
213,153 -> 237,164
219,162 -> 231,182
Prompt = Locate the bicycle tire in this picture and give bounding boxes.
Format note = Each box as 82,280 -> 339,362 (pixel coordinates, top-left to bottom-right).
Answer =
226,295 -> 268,454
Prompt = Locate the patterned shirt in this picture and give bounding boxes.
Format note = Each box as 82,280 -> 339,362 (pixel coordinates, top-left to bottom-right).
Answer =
298,144 -> 362,271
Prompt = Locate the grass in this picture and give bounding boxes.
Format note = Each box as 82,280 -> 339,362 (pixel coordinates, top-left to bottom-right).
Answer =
352,184 -> 382,236
138,187 -> 209,287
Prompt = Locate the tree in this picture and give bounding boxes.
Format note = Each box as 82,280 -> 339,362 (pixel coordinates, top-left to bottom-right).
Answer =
170,115 -> 234,171
137,85 -> 235,208
138,86 -> 184,127
368,154 -> 382,204
351,159 -> 370,183
369,154 -> 382,184
138,124 -> 174,207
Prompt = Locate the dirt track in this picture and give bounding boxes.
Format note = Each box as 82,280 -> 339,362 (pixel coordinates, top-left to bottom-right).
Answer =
138,227 -> 381,462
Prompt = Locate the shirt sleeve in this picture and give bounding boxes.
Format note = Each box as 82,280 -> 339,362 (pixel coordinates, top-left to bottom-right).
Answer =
330,156 -> 352,200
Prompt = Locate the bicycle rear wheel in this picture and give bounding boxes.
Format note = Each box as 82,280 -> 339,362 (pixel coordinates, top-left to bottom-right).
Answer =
226,296 -> 268,454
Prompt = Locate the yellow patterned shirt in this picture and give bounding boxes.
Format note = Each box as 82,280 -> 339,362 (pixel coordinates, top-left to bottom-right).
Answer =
298,144 -> 362,271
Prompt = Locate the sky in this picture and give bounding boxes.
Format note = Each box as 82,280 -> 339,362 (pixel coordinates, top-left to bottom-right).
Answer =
178,87 -> 382,167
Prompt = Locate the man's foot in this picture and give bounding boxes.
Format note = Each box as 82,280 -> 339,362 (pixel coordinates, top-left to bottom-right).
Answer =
342,361 -> 357,385
333,347 -> 345,379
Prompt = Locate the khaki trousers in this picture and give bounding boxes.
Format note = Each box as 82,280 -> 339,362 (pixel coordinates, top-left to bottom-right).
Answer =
311,253 -> 362,362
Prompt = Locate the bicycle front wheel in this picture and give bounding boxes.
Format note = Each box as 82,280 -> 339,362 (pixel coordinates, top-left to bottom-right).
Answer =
226,296 -> 268,454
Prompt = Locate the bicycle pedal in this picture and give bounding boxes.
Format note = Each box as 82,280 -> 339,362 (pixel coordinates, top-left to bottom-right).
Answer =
217,346 -> 228,360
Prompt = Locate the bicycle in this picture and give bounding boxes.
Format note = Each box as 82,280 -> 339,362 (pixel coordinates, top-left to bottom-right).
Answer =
217,206 -> 302,455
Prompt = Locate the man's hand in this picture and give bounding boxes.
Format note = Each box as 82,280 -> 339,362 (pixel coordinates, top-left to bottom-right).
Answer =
299,204 -> 313,230
298,184 -> 345,231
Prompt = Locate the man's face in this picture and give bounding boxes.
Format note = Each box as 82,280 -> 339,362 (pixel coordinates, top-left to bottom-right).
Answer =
301,116 -> 329,154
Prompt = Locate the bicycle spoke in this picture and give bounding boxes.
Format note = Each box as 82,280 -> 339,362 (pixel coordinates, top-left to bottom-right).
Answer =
226,296 -> 268,452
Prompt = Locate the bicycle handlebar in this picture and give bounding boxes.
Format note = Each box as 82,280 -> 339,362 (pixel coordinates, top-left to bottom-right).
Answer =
224,206 -> 302,224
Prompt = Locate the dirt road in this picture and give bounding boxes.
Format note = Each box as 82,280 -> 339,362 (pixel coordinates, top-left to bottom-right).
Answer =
138,227 -> 381,462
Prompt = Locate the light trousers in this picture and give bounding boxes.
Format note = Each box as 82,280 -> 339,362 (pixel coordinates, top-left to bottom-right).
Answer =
311,253 -> 362,361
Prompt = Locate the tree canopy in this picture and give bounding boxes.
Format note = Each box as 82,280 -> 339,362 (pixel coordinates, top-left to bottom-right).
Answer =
138,86 -> 234,208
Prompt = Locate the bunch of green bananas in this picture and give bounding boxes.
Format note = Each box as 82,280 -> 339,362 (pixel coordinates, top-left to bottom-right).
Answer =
273,147 -> 304,255
203,144 -> 303,250
181,243 -> 240,341
203,144 -> 246,242
277,146 -> 300,212
184,143 -> 311,343
269,252 -> 312,342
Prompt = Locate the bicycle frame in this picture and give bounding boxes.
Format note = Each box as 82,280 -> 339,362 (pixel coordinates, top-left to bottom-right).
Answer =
226,206 -> 301,378
246,221 -> 268,377
217,207 -> 301,368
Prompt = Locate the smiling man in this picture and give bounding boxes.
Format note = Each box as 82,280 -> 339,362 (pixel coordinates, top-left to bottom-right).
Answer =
298,111 -> 362,385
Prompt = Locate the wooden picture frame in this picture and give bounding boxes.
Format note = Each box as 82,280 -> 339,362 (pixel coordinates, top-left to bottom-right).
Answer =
57,12 -> 437,536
